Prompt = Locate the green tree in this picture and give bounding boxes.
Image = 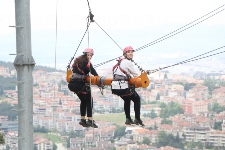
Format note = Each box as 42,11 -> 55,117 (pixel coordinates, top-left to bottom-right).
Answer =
159,102 -> 167,108
0,75 -> 16,90
214,121 -> 222,130
160,102 -> 184,118
210,102 -> 225,113
34,145 -> 38,150
157,131 -> 184,148
156,93 -> 160,100
59,99 -> 62,105
114,125 -> 126,139
163,73 -> 168,79
173,82 -> 196,91
149,109 -> 157,119
157,131 -> 168,147
161,118 -> 172,125
203,78 -> 219,95
0,86 -> 4,95
34,125 -> 49,133
66,130 -> 83,148
0,102 -> 18,120
53,143 -> 57,150
142,137 -> 150,145
6,145 -> 10,150
0,134 -> 5,144
154,122 -> 158,130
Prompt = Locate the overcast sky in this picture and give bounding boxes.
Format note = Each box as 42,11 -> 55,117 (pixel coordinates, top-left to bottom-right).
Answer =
1,0 -> 225,70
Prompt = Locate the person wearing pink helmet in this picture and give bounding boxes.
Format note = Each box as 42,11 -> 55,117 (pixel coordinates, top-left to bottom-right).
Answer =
68,48 -> 98,128
111,46 -> 145,127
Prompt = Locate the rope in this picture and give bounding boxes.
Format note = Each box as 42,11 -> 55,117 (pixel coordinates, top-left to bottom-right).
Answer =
67,22 -> 91,69
93,20 -> 144,70
93,4 -> 225,68
53,0 -> 59,130
94,21 -> 123,50
135,8 -> 225,52
86,0 -> 95,140
147,46 -> 225,74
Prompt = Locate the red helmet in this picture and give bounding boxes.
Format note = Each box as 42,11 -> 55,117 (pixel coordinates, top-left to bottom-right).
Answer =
83,48 -> 94,55
123,46 -> 134,54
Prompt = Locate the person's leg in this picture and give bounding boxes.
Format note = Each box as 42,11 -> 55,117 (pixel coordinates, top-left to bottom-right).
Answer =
131,91 -> 144,126
76,93 -> 86,117
130,91 -> 141,120
120,95 -> 132,120
82,92 -> 98,128
76,93 -> 89,127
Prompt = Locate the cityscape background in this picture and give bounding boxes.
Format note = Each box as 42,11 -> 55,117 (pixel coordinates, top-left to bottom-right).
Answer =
0,0 -> 225,150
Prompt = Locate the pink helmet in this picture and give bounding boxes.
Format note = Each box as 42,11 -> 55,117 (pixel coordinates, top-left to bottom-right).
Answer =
83,48 -> 94,55
123,46 -> 134,54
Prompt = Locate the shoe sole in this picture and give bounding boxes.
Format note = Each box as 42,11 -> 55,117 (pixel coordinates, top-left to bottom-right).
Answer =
86,123 -> 98,128
134,122 -> 145,126
87,125 -> 98,128
79,122 -> 90,127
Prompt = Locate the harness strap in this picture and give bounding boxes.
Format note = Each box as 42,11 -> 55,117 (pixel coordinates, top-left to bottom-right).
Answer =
76,83 -> 90,95
112,58 -> 129,77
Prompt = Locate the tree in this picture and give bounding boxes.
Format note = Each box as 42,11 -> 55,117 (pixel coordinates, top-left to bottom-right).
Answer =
114,125 -> 126,139
214,121 -> 222,130
53,143 -> 57,150
160,102 -> 184,118
0,86 -> 4,95
34,125 -> 49,133
157,131 -> 184,148
156,93 -> 160,100
0,102 -> 18,120
34,145 -> 38,150
159,102 -> 167,108
157,131 -> 168,147
210,102 -> 225,113
163,73 -> 168,79
0,75 -> 17,90
59,99 -> 62,105
161,118 -> 172,125
154,122 -> 158,130
0,134 -> 5,144
142,137 -> 150,145
149,109 -> 157,119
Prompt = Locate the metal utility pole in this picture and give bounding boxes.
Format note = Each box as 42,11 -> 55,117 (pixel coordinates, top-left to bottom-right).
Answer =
13,0 -> 35,149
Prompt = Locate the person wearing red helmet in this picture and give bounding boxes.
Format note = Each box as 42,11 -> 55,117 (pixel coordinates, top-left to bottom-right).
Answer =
111,46 -> 145,126
68,48 -> 98,128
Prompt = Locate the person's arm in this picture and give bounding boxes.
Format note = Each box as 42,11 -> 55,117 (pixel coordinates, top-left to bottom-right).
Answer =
90,63 -> 98,76
121,59 -> 138,77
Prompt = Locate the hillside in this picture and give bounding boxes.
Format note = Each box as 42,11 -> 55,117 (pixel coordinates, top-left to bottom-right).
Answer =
0,60 -> 63,72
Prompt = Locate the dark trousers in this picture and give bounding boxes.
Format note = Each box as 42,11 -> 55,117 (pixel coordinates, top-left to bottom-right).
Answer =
76,92 -> 93,117
68,80 -> 93,117
112,89 -> 141,120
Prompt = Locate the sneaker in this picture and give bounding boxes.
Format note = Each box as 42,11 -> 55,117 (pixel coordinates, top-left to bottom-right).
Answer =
125,118 -> 134,125
134,119 -> 145,127
86,120 -> 98,128
79,119 -> 90,127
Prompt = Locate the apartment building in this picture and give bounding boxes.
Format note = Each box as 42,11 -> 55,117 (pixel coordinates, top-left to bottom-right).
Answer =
208,131 -> 225,147
183,126 -> 210,143
182,100 -> 208,115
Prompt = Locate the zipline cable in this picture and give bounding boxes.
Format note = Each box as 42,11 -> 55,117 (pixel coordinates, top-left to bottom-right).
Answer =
53,0 -> 59,130
86,0 -> 95,140
135,8 -> 225,52
67,21 -> 91,69
94,21 -> 123,50
93,4 -> 225,68
147,46 -> 225,74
